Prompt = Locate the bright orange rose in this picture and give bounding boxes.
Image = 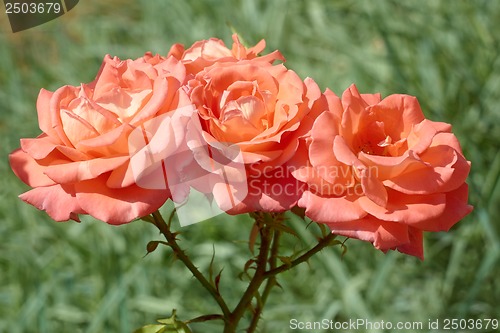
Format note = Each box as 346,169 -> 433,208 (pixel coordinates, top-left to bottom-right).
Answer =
167,33 -> 284,75
185,58 -> 327,214
291,84 -> 473,259
9,53 -> 193,224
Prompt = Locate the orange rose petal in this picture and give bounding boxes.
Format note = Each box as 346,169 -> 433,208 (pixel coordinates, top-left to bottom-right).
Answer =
384,164 -> 454,195
9,149 -> 56,187
333,136 -> 365,171
309,112 -> 341,183
50,86 -> 79,147
395,227 -> 424,260
225,171 -> 304,214
254,50 -> 285,64
19,184 -> 85,222
289,139 -> 339,195
267,130 -> 302,167
167,43 -> 185,60
358,190 -> 446,225
199,39 -> 233,60
386,143 -> 470,194
60,107 -> 101,146
358,150 -> 425,180
408,183 -> 473,232
21,135 -> 59,160
360,93 -> 382,106
275,70 -> 304,105
340,85 -> 372,144
299,191 -> 368,223
36,88 -> 58,139
360,168 -> 388,207
324,89 -> 343,124
406,119 -> 438,154
106,162 -> 134,188
231,34 -> 265,58
130,76 -> 177,125
328,217 -> 410,251
288,140 -> 314,180
154,56 -> 187,83
430,131 -> 467,157
77,124 -> 132,156
328,217 -> 424,259
74,178 -> 170,225
370,94 -> 425,139
43,156 -> 129,184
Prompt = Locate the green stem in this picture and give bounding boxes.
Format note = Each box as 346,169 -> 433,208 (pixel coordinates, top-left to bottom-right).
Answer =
149,210 -> 337,333
223,219 -> 273,333
150,211 -> 231,319
247,228 -> 281,333
263,232 -> 337,279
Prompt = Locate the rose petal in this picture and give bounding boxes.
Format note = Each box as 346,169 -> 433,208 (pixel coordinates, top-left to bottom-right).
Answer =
309,112 -> 341,182
358,189 -> 446,225
328,216 -> 410,251
19,184 -> 85,222
299,191 -> 367,223
36,89 -> 59,139
411,183 -> 473,231
395,227 -> 424,259
9,149 -> 56,187
43,156 -> 129,184
360,167 -> 388,207
74,177 -> 170,224
226,169 -> 304,214
369,94 -> 425,139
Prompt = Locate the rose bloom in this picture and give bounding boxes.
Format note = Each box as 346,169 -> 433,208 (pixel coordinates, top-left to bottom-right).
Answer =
185,57 -> 327,214
167,33 -> 284,75
9,53 -> 194,224
291,84 -> 473,259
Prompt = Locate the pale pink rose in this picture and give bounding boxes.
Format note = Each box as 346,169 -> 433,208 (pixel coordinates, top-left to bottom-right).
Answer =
9,53 -> 194,224
185,58 -> 327,214
290,84 -> 473,259
167,33 -> 284,75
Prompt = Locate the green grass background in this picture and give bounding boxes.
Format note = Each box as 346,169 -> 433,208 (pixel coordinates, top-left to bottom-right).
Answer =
1,0 -> 499,332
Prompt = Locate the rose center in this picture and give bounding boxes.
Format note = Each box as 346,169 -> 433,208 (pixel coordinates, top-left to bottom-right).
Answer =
354,121 -> 407,157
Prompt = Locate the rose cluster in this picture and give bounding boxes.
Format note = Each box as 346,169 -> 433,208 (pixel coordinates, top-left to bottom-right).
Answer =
9,34 -> 472,258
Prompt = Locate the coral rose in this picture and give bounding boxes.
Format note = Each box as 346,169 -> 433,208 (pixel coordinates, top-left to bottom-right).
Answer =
9,53 -> 194,224
291,84 -> 473,259
184,58 -> 327,214
168,33 -> 284,75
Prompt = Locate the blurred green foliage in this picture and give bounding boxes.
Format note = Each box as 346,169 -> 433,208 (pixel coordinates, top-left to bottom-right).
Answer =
1,0 -> 499,332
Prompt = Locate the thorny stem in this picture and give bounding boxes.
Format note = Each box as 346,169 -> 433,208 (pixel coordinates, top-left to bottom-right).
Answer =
247,228 -> 281,333
263,232 -> 338,279
150,211 -> 231,319
148,210 -> 338,333
223,217 -> 273,333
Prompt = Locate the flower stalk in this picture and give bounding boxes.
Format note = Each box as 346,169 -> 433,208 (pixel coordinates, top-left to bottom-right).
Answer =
148,210 -> 340,333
